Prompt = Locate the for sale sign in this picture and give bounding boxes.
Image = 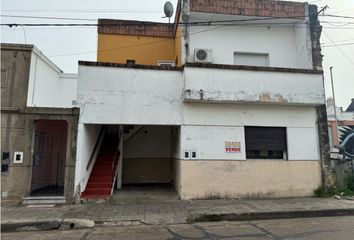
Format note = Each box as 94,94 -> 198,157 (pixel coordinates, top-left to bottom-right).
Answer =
225,141 -> 241,153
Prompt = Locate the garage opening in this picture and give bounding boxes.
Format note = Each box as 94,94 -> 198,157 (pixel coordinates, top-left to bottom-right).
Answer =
81,124 -> 180,200
122,125 -> 179,188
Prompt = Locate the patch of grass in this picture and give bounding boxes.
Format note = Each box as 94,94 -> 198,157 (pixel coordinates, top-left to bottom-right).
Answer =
186,215 -> 194,224
315,174 -> 354,198
346,174 -> 354,191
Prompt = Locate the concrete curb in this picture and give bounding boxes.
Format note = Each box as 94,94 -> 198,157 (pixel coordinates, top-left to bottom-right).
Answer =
190,208 -> 354,223
3,208 -> 354,232
1,218 -> 95,233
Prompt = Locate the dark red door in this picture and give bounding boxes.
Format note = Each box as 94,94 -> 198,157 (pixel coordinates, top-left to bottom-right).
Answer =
31,120 -> 67,196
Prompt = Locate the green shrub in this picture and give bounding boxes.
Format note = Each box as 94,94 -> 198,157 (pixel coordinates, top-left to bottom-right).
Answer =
314,186 -> 338,198
314,174 -> 354,197
345,174 -> 354,191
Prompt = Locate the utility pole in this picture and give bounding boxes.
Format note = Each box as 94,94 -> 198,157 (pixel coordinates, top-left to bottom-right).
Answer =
330,66 -> 345,189
330,67 -> 339,143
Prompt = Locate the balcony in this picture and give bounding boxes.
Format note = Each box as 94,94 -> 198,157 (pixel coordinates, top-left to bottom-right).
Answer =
77,61 -> 183,125
183,63 -> 325,106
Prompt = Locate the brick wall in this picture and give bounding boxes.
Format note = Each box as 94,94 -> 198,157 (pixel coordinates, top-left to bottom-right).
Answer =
190,0 -> 305,18
98,19 -> 175,38
98,1 -> 306,38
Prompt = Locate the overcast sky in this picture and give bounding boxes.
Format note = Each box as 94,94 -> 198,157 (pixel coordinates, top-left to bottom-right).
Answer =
1,0 -> 353,108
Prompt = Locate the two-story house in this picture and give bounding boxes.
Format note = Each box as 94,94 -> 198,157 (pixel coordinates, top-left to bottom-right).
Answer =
75,0 -> 332,200
1,43 -> 79,204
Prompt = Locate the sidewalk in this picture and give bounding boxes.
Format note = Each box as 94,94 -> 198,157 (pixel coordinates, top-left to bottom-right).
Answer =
2,197 -> 354,232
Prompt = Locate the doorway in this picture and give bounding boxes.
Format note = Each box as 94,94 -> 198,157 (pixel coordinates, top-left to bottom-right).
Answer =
30,120 -> 67,196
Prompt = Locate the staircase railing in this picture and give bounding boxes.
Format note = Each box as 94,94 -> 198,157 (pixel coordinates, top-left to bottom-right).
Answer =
86,126 -> 105,171
111,129 -> 123,195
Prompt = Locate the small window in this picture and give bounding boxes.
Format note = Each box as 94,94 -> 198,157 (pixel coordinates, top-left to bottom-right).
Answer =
2,151 -> 9,174
245,126 -> 287,159
1,69 -> 9,88
126,59 -> 136,64
234,52 -> 269,67
158,60 -> 175,67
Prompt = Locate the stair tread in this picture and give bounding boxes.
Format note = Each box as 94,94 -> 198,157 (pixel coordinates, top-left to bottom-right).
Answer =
81,136 -> 120,200
82,195 -> 110,199
89,176 -> 113,179
83,189 -> 111,192
86,184 -> 112,187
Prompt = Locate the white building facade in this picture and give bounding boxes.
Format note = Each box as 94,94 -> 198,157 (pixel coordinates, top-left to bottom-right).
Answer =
74,0 -> 330,200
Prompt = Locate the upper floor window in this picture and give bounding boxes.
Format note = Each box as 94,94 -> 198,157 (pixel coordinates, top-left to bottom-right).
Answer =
126,59 -> 136,64
234,52 -> 269,67
157,60 -> 175,67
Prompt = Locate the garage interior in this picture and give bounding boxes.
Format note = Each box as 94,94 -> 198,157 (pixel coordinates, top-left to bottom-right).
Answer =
121,125 -> 179,188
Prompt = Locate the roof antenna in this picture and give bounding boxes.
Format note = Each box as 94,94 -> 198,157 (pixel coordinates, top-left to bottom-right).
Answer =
163,1 -> 174,24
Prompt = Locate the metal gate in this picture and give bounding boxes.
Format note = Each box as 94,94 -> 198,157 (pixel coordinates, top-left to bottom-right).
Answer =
30,120 -> 67,196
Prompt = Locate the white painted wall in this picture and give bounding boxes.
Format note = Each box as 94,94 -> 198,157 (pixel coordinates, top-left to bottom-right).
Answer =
181,125 -> 246,160
287,127 -> 320,160
123,126 -> 171,158
183,67 -> 325,105
182,103 -> 318,127
27,50 -> 77,108
77,66 -> 183,125
74,123 -> 102,193
171,127 -> 181,159
189,24 -> 312,69
295,22 -> 313,69
180,104 -> 320,161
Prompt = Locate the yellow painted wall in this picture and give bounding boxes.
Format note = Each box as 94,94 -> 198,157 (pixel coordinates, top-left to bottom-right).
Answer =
176,160 -> 322,200
174,25 -> 183,66
97,34 -> 176,65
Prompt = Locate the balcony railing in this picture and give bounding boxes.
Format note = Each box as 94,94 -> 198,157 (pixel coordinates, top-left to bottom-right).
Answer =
183,63 -> 325,106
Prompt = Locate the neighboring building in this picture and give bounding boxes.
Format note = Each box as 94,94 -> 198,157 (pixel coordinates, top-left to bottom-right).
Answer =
1,43 -> 79,204
327,98 -> 354,171
327,98 -> 354,147
75,0 -> 331,200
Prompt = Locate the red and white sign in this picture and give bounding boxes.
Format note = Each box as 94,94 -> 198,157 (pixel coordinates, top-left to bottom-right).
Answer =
225,141 -> 241,153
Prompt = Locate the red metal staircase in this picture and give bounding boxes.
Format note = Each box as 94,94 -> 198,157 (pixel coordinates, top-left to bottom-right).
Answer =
81,135 -> 120,199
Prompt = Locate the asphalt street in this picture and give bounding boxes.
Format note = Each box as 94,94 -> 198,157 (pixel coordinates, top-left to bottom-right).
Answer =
2,216 -> 354,240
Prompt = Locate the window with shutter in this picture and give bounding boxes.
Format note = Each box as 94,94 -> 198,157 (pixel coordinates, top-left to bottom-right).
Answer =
245,126 -> 287,159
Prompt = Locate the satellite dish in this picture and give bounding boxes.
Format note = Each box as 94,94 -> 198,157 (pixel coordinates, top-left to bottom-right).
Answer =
164,1 -> 174,23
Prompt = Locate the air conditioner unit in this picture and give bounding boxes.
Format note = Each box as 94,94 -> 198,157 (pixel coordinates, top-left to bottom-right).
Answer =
194,48 -> 213,63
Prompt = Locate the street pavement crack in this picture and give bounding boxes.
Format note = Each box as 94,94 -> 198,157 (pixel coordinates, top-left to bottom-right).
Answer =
79,228 -> 95,240
248,221 -> 279,239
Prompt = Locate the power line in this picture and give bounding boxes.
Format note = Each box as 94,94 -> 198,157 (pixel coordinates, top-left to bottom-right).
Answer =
320,14 -> 354,20
323,31 -> 354,66
2,23 -> 354,30
1,13 -> 354,27
0,14 -> 97,21
321,20 -> 354,25
47,25 -> 226,57
2,15 -> 354,58
43,24 -> 354,58
3,20 -> 354,31
322,37 -> 354,45
1,15 -> 308,27
322,42 -> 354,48
4,16 -> 352,25
1,9 -> 162,13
